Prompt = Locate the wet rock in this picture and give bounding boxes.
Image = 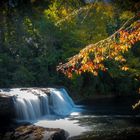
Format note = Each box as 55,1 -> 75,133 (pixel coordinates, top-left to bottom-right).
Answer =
20,88 -> 51,96
0,125 -> 68,140
51,129 -> 67,140
0,94 -> 15,122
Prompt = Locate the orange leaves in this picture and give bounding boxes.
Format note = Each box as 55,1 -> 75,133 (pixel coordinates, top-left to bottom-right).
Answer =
115,55 -> 126,62
119,30 -> 129,44
120,44 -> 130,52
80,63 -> 91,72
57,17 -> 140,78
119,21 -> 140,46
67,71 -> 73,78
121,66 -> 129,71
93,71 -> 98,76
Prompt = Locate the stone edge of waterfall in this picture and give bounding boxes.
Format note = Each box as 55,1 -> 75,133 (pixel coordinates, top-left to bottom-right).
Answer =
0,87 -> 75,121
0,94 -> 15,123
0,88 -> 51,122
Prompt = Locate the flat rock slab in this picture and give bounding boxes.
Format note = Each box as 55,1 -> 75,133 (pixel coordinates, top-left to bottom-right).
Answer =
0,125 -> 67,140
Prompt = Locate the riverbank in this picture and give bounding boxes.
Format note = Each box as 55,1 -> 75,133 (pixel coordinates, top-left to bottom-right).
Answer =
70,127 -> 140,140
0,121 -> 67,140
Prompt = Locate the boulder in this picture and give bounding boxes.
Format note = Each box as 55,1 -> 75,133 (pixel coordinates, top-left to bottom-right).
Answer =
0,125 -> 68,140
0,94 -> 15,122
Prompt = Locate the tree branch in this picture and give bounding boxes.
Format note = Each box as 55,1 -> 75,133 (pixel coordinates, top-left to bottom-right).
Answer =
57,14 -> 138,72
55,3 -> 95,26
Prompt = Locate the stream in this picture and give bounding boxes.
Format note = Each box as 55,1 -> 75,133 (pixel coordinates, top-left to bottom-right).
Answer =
35,96 -> 140,139
1,88 -> 140,139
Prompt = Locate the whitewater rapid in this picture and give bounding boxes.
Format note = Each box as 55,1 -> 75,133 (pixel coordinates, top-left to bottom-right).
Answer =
0,88 -> 75,120
0,88 -> 87,137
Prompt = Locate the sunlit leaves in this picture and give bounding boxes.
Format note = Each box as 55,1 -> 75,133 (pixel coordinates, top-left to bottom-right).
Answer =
120,11 -> 134,20
121,66 -> 129,71
57,15 -> 140,78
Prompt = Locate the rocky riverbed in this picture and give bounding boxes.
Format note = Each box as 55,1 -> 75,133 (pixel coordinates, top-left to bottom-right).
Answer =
0,123 -> 67,140
70,127 -> 140,140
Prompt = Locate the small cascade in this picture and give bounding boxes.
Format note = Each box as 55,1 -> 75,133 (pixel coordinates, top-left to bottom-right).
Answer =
0,88 -> 75,121
49,88 -> 75,115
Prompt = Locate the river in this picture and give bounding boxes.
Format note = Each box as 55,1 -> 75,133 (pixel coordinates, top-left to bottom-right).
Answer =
35,96 -> 140,139
1,88 -> 140,140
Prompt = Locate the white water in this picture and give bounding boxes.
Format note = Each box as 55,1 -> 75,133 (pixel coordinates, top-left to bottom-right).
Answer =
35,117 -> 87,137
0,88 -> 75,120
50,88 -> 75,115
0,87 -> 87,137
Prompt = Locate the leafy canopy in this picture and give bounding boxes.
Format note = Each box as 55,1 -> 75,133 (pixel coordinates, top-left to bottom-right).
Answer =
57,13 -> 140,78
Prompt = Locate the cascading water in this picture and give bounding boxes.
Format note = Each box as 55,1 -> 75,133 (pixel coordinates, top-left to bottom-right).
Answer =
49,88 -> 75,115
0,88 -> 75,121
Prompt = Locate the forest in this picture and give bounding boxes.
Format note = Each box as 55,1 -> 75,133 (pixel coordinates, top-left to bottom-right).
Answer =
0,0 -> 140,99
0,0 -> 140,140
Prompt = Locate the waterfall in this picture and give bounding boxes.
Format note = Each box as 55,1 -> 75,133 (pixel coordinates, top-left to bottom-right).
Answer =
49,88 -> 75,116
0,88 -> 75,121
